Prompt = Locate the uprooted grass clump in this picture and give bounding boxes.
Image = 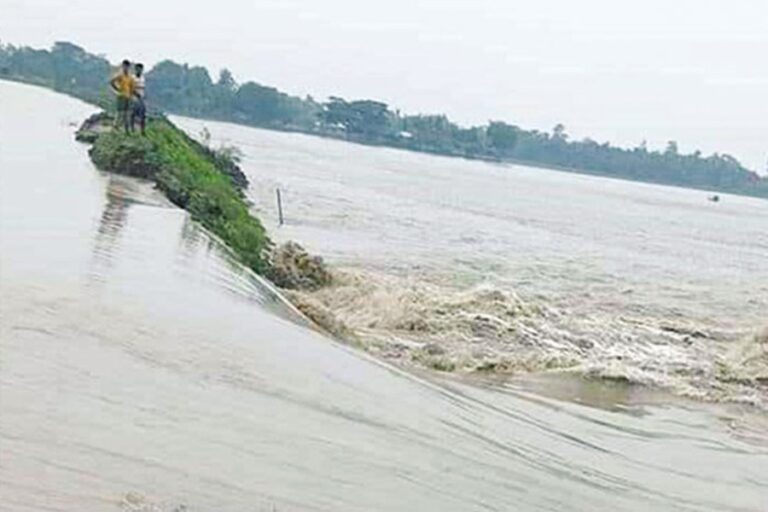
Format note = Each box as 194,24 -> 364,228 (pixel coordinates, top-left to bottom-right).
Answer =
82,113 -> 271,274
267,241 -> 333,291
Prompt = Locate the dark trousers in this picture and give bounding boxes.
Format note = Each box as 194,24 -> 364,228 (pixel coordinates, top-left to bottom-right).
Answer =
131,97 -> 146,134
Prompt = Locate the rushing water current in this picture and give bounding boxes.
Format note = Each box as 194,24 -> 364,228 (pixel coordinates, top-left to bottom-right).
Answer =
1,81 -> 767,511
176,115 -> 768,407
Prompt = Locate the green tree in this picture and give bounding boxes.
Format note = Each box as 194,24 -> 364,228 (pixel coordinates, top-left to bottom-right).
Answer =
217,69 -> 236,91
234,82 -> 284,124
487,122 -> 519,154
146,60 -> 188,112
4,39 -> 766,200
552,123 -> 568,142
665,140 -> 679,155
319,97 -> 394,137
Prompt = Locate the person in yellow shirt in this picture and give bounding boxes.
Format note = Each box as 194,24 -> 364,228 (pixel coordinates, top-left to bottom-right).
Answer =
109,60 -> 136,133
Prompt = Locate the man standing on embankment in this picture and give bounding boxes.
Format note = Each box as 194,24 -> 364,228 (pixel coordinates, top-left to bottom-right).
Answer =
131,63 -> 146,135
109,59 -> 136,134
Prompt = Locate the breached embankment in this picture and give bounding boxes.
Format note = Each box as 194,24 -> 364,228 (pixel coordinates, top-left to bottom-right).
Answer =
78,112 -> 272,274
284,268 -> 768,407
77,112 -> 768,409
77,112 -> 335,291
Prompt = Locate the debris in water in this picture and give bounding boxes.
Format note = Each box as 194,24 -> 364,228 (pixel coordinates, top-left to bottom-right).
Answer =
268,241 -> 333,291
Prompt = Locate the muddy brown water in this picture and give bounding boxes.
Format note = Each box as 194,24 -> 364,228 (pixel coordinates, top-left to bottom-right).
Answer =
1,81 -> 767,511
173,111 -> 768,406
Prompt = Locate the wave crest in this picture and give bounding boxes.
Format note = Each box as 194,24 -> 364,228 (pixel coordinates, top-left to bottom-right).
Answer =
287,269 -> 767,408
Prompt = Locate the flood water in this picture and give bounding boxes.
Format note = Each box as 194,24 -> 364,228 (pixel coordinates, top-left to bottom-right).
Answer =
175,115 -> 768,407
1,80 -> 767,512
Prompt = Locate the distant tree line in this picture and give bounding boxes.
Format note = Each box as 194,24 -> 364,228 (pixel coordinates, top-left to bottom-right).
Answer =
1,41 -> 765,198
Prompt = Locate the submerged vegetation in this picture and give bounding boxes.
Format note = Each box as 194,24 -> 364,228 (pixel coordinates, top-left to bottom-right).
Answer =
79,112 -> 272,274
2,40 -> 766,198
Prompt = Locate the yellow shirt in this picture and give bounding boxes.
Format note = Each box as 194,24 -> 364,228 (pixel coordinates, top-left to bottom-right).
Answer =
112,73 -> 136,98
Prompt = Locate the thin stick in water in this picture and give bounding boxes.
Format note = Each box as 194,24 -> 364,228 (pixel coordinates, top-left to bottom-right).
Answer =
276,188 -> 284,226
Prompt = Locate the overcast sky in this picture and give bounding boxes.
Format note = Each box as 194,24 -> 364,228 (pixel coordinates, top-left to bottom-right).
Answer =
2,0 -> 766,170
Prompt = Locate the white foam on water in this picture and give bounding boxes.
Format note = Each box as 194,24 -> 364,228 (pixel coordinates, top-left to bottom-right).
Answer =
3,81 -> 768,512
289,268 -> 768,408
172,114 -> 768,409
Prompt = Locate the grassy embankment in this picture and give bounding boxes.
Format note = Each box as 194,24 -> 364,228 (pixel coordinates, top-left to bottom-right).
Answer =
80,113 -> 272,275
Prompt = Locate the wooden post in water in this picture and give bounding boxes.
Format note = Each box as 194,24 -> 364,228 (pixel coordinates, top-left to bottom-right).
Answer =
276,188 -> 284,226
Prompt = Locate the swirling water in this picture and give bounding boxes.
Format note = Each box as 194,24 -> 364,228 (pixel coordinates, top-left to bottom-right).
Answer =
174,115 -> 768,406
1,80 -> 767,512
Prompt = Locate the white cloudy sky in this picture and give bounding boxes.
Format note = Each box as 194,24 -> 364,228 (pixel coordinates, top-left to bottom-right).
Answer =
2,0 -> 766,170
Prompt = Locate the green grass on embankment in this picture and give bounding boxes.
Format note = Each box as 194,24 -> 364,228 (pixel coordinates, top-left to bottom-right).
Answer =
83,114 -> 272,274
